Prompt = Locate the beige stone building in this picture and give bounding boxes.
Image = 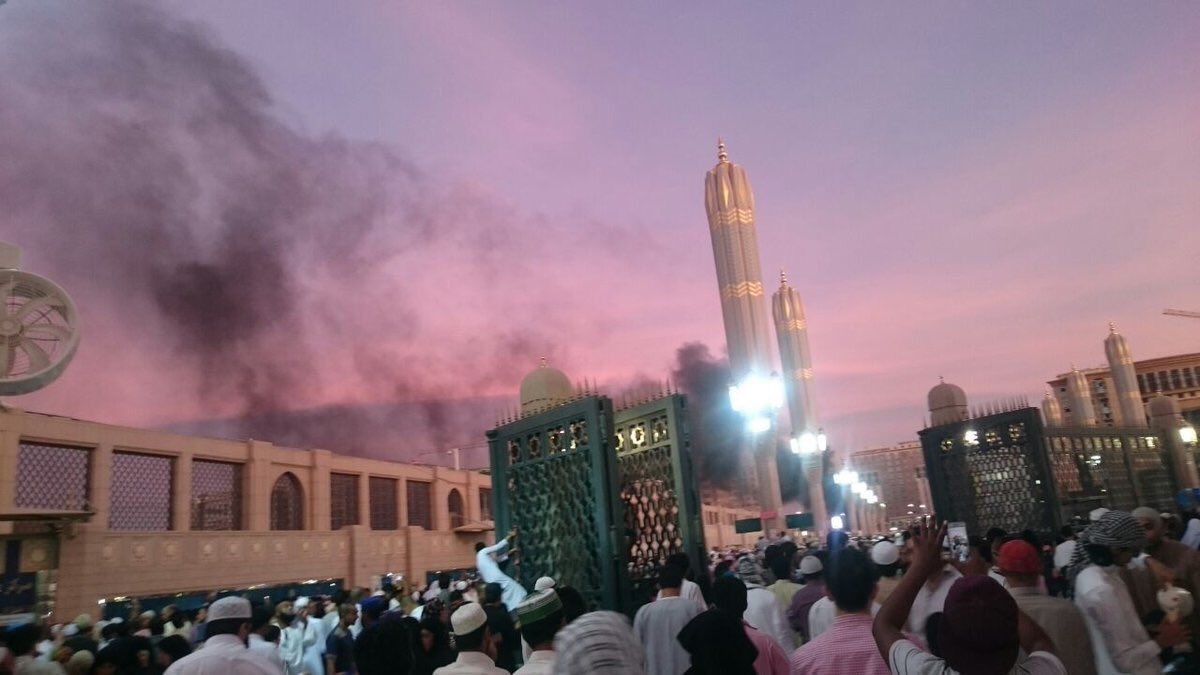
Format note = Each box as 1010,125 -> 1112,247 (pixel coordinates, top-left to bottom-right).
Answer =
1047,352 -> 1200,427
849,441 -> 934,529
0,407 -> 491,622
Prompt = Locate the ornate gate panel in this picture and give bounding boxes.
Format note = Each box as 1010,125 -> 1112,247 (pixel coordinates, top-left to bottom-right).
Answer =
615,394 -> 705,609
486,396 -> 625,611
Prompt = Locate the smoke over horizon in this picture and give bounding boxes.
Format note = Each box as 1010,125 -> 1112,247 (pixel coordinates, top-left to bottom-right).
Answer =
0,1 -> 627,458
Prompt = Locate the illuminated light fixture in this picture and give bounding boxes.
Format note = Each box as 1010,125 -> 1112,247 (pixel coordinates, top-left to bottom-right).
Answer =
852,481 -> 866,494
1181,426 -> 1198,445
881,502 -> 887,507
963,429 -> 979,445
1089,454 -> 1102,461
889,526 -> 899,532
793,432 -> 818,455
817,431 -> 828,452
728,374 -> 785,414
831,515 -> 845,530
747,415 -> 771,434
867,495 -> 878,504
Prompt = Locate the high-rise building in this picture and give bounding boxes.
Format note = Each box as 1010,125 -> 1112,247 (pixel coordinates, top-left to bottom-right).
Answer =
850,441 -> 931,527
704,141 -> 783,526
1046,328 -> 1200,429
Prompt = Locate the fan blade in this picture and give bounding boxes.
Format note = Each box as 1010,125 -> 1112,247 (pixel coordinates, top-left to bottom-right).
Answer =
0,275 -> 14,312
20,338 -> 50,372
14,294 -> 65,321
0,336 -> 10,377
23,324 -> 69,341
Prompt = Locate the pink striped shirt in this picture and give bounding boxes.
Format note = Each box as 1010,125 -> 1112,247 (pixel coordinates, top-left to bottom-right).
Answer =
744,621 -> 790,675
789,613 -> 889,675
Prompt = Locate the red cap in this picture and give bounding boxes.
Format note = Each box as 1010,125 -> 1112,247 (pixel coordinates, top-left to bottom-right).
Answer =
996,540 -> 1041,576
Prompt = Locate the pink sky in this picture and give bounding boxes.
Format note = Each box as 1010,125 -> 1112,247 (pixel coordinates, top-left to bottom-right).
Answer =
2,1 -> 1199,456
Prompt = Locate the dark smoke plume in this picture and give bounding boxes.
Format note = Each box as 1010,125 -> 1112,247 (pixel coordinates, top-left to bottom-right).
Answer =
670,342 -> 801,502
0,2 -> 591,460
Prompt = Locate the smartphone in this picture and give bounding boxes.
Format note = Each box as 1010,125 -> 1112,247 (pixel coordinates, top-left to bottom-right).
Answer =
946,522 -> 969,562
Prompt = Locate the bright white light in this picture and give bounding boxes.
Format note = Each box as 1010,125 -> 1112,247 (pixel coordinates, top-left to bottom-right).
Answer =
795,432 -> 818,455
830,515 -> 844,530
729,375 -> 784,415
1181,426 -> 1198,445
817,432 -> 828,452
748,416 -> 771,434
846,471 -> 859,485
1089,454 -> 1102,461
880,503 -> 887,508
867,495 -> 878,504
889,526 -> 899,532
963,429 -> 979,445
852,481 -> 866,494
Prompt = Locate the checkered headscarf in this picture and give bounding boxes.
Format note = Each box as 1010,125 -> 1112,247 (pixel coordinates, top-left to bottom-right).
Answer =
1066,509 -> 1146,584
553,611 -> 645,674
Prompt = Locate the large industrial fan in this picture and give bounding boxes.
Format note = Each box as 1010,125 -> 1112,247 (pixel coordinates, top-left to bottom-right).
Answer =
0,242 -> 80,396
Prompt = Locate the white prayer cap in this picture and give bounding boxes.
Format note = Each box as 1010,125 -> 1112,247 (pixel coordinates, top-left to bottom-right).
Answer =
62,624 -> 79,637
294,597 -> 310,610
139,610 -> 156,620
208,596 -> 252,622
411,591 -> 421,602
1090,507 -> 1110,521
450,602 -> 488,636
799,555 -> 823,575
534,576 -> 556,591
871,541 -> 900,566
453,580 -> 468,592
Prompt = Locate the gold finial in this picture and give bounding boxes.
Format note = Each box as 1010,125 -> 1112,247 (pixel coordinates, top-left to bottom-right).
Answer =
1109,321 -> 1117,334
779,269 -> 788,286
539,356 -> 547,368
717,137 -> 728,163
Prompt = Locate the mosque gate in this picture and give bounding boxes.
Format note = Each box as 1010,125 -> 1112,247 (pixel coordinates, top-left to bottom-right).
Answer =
486,392 -> 705,614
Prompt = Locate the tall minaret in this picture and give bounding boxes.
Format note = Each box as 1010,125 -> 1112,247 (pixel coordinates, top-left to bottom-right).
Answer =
772,270 -> 818,434
704,140 -> 782,526
704,140 -> 775,380
1105,323 -> 1145,427
1066,366 -> 1097,427
772,271 -> 827,529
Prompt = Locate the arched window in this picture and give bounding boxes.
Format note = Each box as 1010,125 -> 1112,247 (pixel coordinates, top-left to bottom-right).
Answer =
270,472 -> 304,530
448,488 -> 465,529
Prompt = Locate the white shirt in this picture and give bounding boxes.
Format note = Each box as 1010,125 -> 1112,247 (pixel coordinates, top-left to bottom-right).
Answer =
432,651 -> 508,675
633,597 -> 702,675
247,635 -> 286,674
165,634 -> 284,675
743,585 -> 792,651
887,639 -> 1065,675
654,579 -> 707,613
1074,565 -> 1162,675
807,597 -> 880,639
276,624 -> 306,675
513,650 -> 555,675
1053,540 -> 1077,569
904,565 -> 961,638
14,656 -> 64,675
476,538 -> 528,610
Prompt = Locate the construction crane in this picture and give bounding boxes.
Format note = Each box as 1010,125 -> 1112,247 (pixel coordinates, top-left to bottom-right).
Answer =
1165,309 -> 1200,320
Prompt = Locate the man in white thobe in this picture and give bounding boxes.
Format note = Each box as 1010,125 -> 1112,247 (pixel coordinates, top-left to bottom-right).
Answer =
475,531 -> 528,612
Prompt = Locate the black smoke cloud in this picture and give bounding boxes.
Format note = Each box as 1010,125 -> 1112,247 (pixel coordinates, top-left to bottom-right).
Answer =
670,342 -> 802,502
0,2 -> 587,460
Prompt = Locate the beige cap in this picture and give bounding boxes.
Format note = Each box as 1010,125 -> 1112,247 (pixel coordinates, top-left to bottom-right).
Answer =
451,602 -> 488,636
534,576 -> 556,591
799,555 -> 823,575
208,596 -> 252,621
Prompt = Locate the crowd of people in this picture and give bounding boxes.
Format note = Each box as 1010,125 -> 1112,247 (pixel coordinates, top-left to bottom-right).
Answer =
4,507 -> 1200,674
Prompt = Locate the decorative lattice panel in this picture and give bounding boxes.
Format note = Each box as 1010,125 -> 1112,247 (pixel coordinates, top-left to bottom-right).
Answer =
406,480 -> 432,530
615,398 -> 703,610
1128,435 -> 1175,509
109,452 -> 172,531
16,442 -> 89,511
488,396 -> 623,612
270,472 -> 304,530
191,460 -> 242,530
369,477 -> 398,530
330,473 -> 359,530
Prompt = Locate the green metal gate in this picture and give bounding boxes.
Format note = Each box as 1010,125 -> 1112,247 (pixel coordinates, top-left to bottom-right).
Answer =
487,392 -> 705,614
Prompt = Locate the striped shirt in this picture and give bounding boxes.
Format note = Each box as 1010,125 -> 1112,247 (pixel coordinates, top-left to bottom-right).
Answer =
790,613 -> 891,675
886,640 -> 1065,675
